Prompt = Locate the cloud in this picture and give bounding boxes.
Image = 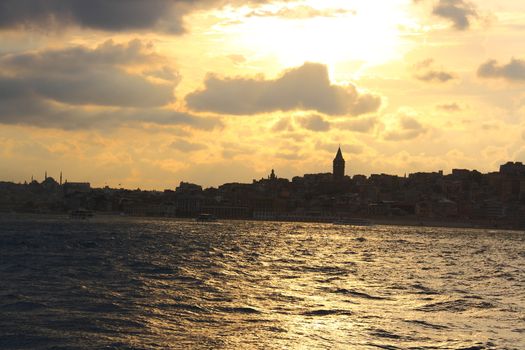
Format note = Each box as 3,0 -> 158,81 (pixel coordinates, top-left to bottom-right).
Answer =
436,103 -> 462,112
0,97 -> 221,130
275,152 -> 304,160
227,54 -> 246,65
297,114 -> 330,132
416,70 -> 455,82
477,59 -> 525,82
0,0 -> 182,33
0,40 -> 175,107
170,139 -> 207,152
186,63 -> 381,116
337,116 -> 379,133
432,0 -> 478,30
384,115 -> 427,141
221,142 -> 253,159
0,39 -> 221,130
480,123 -> 499,131
271,117 -> 294,132
413,59 -> 455,83
145,66 -> 181,82
413,58 -> 434,70
0,0 -> 277,34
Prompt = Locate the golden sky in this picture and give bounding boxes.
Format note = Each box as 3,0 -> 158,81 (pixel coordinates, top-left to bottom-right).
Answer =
1,0 -> 525,189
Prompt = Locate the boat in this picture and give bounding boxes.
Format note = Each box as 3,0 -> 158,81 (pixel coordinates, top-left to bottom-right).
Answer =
332,218 -> 373,226
70,209 -> 94,219
195,213 -> 218,222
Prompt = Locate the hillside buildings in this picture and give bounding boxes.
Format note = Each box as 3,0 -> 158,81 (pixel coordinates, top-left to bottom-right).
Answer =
1,149 -> 525,228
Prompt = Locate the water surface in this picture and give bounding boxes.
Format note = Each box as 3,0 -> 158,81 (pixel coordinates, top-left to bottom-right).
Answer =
1,215 -> 524,349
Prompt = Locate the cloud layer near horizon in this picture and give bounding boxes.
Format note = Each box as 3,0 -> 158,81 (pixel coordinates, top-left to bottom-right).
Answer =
186,63 -> 381,116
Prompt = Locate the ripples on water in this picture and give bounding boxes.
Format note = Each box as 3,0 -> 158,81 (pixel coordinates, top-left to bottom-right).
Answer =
0,215 -> 524,349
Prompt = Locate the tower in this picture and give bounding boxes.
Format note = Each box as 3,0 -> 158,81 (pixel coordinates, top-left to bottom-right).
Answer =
60,171 -> 63,185
333,146 -> 345,180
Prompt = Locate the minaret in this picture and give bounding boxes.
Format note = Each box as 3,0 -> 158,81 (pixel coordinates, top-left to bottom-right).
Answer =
333,146 -> 345,181
60,171 -> 63,185
45,171 -> 47,180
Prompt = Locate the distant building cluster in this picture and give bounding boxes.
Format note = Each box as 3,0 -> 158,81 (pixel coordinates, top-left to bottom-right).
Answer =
1,150 -> 525,228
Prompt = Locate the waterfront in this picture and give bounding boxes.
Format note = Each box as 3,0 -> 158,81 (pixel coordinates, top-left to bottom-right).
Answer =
1,215 -> 524,349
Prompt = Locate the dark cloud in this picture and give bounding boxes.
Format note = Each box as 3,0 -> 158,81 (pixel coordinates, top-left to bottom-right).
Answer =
3,39 -> 148,70
170,139 -> 207,152
416,70 -> 455,82
0,40 -> 220,130
436,103 -> 462,112
384,116 -> 427,141
0,95 -> 221,130
432,0 -> 478,30
297,114 -> 330,132
0,0 -> 274,34
145,66 -> 181,82
0,0 -> 182,33
0,40 -> 175,107
186,63 -> 381,116
477,59 -> 525,82
413,59 -> 455,83
121,110 -> 221,130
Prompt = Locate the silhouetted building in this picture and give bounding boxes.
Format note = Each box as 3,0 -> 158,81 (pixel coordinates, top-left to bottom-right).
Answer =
500,162 -> 525,176
333,147 -> 345,180
63,182 -> 91,195
41,177 -> 59,191
175,182 -> 202,195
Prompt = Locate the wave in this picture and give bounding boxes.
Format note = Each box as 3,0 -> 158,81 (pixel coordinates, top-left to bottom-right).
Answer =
416,298 -> 494,313
301,309 -> 352,316
403,319 -> 448,330
216,306 -> 262,314
368,328 -> 402,340
333,288 -> 388,300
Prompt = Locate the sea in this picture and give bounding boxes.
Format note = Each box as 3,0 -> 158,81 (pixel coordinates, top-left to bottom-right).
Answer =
0,214 -> 524,350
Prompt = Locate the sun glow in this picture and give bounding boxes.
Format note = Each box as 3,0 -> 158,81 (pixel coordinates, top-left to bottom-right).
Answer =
215,0 -> 415,68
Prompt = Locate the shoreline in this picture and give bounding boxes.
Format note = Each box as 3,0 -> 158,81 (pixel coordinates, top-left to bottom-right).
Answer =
1,211 -> 524,232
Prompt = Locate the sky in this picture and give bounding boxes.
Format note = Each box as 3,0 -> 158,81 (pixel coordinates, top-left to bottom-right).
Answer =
1,0 -> 525,189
